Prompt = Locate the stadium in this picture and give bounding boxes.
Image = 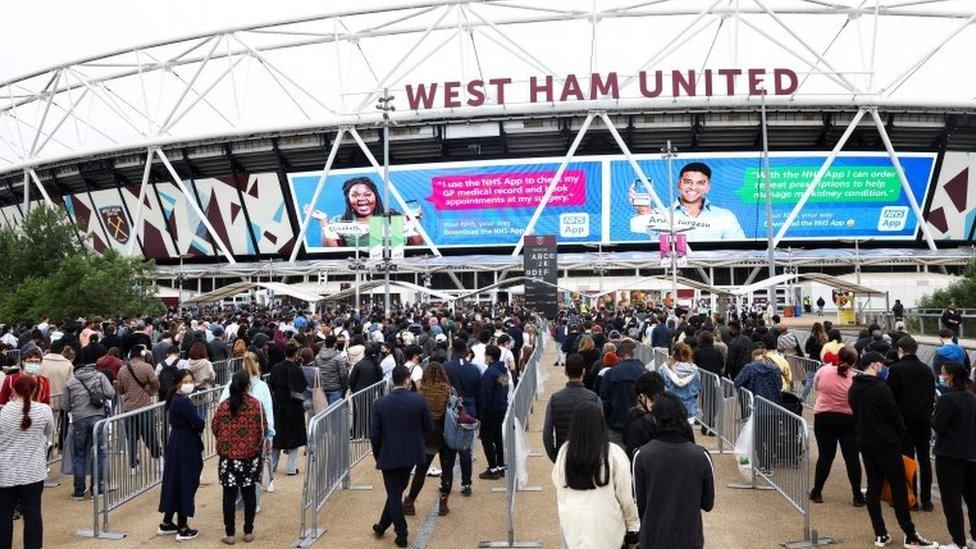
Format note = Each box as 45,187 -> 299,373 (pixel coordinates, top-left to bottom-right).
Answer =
2,0 -> 976,302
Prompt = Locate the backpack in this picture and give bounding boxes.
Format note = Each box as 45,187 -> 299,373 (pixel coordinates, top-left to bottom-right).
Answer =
157,358 -> 180,401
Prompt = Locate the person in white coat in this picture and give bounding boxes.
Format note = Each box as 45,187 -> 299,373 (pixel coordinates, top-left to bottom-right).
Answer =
552,403 -> 639,549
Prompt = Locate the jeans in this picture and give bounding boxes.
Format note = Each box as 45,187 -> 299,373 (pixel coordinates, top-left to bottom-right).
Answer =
800,369 -> 816,402
811,413 -> 862,498
407,446 -> 459,500
457,447 -> 473,487
863,447 -> 916,538
480,409 -> 506,470
325,390 -> 343,406
72,415 -> 106,494
936,455 -> 976,546
223,485 -> 256,536
901,420 -> 933,506
271,448 -> 299,474
0,481 -> 43,549
125,413 -> 161,468
377,467 -> 412,538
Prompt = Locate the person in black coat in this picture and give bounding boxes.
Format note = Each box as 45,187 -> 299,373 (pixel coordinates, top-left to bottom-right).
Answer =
725,322 -> 753,380
542,354 -> 603,462
694,333 -> 724,376
849,352 -> 937,548
349,343 -> 384,393
932,361 -> 976,548
633,393 -> 713,549
268,344 -> 307,476
885,337 -> 937,511
157,370 -> 205,541
623,371 -> 695,460
247,333 -> 271,376
370,365 -> 434,547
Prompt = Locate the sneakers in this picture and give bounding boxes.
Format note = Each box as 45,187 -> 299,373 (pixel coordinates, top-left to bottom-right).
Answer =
460,484 -> 472,497
426,466 -> 442,477
242,533 -> 254,543
265,481 -> 275,493
875,534 -> 892,547
809,491 -> 823,504
221,536 -> 236,545
904,533 -> 938,548
371,524 -> 385,538
478,469 -> 500,480
394,536 -> 408,548
940,544 -> 963,549
157,523 -> 179,535
967,540 -> 976,549
71,490 -> 86,501
176,528 -> 200,541
853,495 -> 867,507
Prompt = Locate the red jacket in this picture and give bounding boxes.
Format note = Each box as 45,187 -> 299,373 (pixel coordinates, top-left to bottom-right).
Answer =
0,372 -> 51,405
212,395 -> 264,459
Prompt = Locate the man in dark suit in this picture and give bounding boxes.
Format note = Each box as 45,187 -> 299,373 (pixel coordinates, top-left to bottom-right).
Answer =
370,365 -> 433,547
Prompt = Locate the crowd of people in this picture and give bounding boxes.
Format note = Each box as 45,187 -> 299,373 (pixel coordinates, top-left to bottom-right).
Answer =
0,298 -> 973,548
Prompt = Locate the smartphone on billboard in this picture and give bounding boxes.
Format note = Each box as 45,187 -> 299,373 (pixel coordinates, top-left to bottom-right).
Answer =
630,179 -> 651,206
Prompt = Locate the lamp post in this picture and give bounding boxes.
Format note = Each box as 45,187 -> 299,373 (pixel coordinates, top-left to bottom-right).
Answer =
377,88 -> 395,313
662,140 -> 679,303
760,91 -> 777,317
177,253 -> 192,317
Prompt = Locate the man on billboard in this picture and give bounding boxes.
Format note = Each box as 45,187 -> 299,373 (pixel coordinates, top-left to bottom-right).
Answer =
628,162 -> 745,241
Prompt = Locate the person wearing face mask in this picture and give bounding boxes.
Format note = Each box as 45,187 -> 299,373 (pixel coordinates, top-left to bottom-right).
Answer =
63,356 -> 115,500
0,347 -> 50,406
314,335 -> 348,405
157,370 -> 205,541
886,336 -> 937,512
932,361 -> 976,549
849,351 -> 939,549
623,371 -> 685,461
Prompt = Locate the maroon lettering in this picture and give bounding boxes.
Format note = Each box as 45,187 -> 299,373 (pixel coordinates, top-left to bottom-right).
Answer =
443,81 -> 461,108
590,72 -> 619,99
559,74 -> 584,101
774,68 -> 798,95
703,69 -> 713,96
466,79 -> 486,107
748,68 -> 766,95
672,70 -> 696,97
489,77 -> 512,104
405,83 -> 438,110
639,71 -> 663,98
530,75 -> 554,103
717,69 -> 741,96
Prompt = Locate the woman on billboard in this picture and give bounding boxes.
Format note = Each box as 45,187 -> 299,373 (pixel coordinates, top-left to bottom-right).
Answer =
303,176 -> 424,247
628,162 -> 745,241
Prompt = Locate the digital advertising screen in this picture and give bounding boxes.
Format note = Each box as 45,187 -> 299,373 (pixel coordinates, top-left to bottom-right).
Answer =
288,159 -> 603,251
288,151 -> 937,251
608,152 -> 936,243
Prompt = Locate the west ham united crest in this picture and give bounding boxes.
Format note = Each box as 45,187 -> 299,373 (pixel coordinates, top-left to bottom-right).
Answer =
100,206 -> 130,244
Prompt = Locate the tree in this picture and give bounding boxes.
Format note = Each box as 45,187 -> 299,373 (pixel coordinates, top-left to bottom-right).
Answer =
0,204 -> 164,324
917,260 -> 976,309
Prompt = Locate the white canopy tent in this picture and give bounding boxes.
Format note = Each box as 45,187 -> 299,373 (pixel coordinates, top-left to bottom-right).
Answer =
319,280 -> 456,303
182,281 -> 325,306
453,276 -> 578,302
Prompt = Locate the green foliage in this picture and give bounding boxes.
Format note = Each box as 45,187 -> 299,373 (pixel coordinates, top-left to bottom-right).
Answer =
917,260 -> 976,309
0,205 -> 164,324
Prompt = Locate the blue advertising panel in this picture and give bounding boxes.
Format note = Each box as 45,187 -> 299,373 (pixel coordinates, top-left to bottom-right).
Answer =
287,152 -> 936,251
289,158 -> 603,250
608,152 -> 936,242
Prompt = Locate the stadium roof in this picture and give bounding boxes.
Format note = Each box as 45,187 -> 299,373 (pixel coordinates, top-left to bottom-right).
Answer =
182,280 -> 325,304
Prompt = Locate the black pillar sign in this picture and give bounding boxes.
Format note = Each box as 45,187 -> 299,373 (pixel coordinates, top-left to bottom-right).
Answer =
523,235 -> 558,319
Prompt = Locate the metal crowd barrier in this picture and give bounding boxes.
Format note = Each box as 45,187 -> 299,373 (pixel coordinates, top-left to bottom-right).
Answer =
785,355 -> 822,408
479,323 -> 546,549
635,343 -> 653,366
717,378 -> 753,451
213,357 -> 244,386
652,347 -> 669,371
76,384 -> 225,539
294,379 -> 386,547
696,369 -> 725,452
47,392 -> 67,467
735,395 -> 832,547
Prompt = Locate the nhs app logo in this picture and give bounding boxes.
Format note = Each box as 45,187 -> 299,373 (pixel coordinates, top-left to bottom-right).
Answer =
877,206 -> 909,232
559,213 -> 589,238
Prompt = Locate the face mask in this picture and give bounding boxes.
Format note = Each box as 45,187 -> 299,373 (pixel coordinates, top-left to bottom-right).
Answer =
24,362 -> 40,375
939,375 -> 949,386
180,383 -> 195,395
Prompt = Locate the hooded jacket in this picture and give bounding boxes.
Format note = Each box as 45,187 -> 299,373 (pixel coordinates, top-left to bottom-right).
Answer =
932,342 -> 971,378
64,365 -> 116,422
849,373 -> 905,453
315,347 -> 349,393
885,353 -> 936,423
662,362 -> 701,419
345,344 -> 365,368
733,360 -> 782,404
932,387 -> 976,461
599,358 -> 647,432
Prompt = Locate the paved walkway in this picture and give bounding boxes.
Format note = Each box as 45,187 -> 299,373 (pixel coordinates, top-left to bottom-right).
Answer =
34,342 -> 955,547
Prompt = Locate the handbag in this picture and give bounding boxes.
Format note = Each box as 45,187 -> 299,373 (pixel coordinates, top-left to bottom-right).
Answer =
881,455 -> 917,507
443,392 -> 478,451
312,373 -> 328,414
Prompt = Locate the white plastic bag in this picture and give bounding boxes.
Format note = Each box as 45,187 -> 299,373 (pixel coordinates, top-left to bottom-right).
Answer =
734,415 -> 754,483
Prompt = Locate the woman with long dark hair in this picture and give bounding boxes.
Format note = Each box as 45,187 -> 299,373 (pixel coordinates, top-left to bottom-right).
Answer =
213,371 -> 266,544
0,375 -> 53,549
633,393 -> 714,549
402,362 -> 458,517
158,369 -> 205,541
551,403 -> 639,548
809,346 -> 864,507
932,361 -> 976,548
802,322 -> 829,401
